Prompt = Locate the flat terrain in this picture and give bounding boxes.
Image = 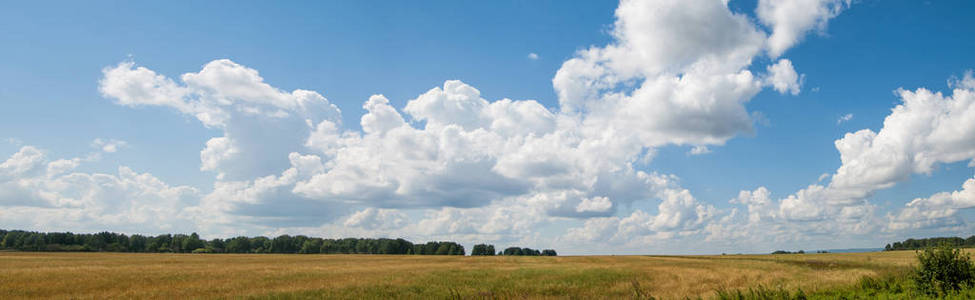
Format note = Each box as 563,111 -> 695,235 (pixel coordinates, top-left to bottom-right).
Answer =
0,251 -> 925,299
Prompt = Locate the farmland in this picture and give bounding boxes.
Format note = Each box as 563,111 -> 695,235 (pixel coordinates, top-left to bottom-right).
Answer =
0,250 -> 937,299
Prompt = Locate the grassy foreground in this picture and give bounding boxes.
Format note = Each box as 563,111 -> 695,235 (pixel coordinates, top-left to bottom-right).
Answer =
0,250 -> 949,299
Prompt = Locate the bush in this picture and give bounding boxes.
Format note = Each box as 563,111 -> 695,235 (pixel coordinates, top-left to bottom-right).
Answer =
913,243 -> 975,296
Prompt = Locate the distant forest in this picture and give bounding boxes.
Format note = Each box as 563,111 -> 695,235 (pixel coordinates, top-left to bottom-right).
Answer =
885,236 -> 975,251
0,229 -> 555,256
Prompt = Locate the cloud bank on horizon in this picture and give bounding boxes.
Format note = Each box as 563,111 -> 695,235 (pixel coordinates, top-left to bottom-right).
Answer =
2,0 -> 975,254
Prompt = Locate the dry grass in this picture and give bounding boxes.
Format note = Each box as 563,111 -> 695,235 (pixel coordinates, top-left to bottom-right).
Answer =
0,250 -> 934,299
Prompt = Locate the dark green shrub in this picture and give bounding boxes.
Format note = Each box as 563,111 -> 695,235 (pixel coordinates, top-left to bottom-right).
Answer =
913,243 -> 975,295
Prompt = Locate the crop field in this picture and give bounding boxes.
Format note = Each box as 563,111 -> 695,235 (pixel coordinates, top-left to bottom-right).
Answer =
0,250 -> 935,299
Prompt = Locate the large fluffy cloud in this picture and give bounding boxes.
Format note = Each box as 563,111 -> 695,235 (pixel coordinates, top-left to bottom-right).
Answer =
733,71 -> 975,240
888,175 -> 975,231
877,73 -> 975,231
100,59 -> 341,181
553,0 -> 766,144
293,90 -> 538,209
99,55 -> 724,229
0,145 -> 201,234
832,82 -> 975,198
757,0 -> 851,58
563,172 -> 717,246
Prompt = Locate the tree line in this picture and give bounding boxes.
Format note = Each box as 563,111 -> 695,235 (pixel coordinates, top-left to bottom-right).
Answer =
885,236 -> 975,251
469,244 -> 556,256
0,229 -> 468,255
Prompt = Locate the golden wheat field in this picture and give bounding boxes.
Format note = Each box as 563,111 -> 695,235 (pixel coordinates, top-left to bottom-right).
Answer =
0,250 -> 933,299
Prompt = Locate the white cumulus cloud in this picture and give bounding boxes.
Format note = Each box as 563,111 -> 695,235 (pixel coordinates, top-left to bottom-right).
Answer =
758,0 -> 851,58
765,59 -> 803,95
739,70 -> 975,239
0,145 -> 202,234
888,175 -> 975,231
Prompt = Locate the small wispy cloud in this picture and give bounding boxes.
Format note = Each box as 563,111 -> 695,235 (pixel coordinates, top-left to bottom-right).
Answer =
527,52 -> 539,60
818,173 -> 830,182
688,146 -> 711,155
948,70 -> 975,90
91,138 -> 128,153
836,113 -> 853,125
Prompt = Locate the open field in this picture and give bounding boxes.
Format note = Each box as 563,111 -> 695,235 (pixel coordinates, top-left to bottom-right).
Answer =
0,250 -> 941,299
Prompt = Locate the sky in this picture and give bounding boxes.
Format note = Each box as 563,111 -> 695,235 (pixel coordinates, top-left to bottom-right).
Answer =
2,0 -> 975,255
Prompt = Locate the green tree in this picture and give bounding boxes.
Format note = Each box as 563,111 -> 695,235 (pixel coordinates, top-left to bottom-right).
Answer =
226,236 -> 251,253
914,243 -> 975,296
207,238 -> 225,253
472,244 -> 494,256
251,237 -> 272,253
271,235 -> 296,253
450,243 -> 465,255
2,231 -> 21,249
182,233 -> 205,252
85,233 -> 108,251
129,235 -> 148,252
171,234 -> 187,252
300,239 -> 322,254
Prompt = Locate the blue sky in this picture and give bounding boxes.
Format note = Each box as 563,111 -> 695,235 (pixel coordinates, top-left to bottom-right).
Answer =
2,0 -> 975,254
